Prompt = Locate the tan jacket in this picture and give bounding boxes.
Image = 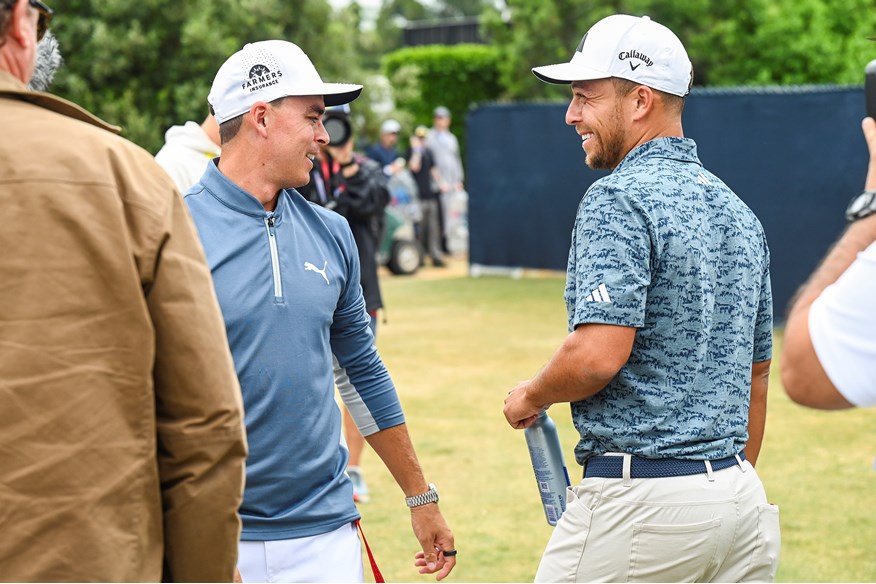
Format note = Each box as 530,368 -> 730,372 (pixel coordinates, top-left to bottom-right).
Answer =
0,71 -> 247,582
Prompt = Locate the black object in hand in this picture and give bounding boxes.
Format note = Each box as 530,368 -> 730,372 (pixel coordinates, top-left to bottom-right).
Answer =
866,59 -> 876,119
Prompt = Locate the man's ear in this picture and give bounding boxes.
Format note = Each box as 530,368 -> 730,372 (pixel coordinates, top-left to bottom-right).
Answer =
630,85 -> 655,121
248,102 -> 270,137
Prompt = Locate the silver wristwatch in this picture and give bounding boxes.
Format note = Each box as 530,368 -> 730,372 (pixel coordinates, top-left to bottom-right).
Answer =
845,189 -> 876,222
405,483 -> 439,508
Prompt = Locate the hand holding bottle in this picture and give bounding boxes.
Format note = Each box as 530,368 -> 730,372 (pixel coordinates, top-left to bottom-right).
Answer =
504,380 -> 543,429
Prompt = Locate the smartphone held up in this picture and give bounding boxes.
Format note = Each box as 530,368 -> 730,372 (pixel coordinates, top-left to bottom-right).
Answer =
865,58 -> 876,119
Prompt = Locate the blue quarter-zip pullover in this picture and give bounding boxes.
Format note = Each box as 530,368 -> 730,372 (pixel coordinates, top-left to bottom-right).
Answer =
185,160 -> 405,540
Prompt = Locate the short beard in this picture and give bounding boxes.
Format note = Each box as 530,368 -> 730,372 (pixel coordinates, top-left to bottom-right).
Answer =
27,31 -> 64,92
585,99 -> 628,171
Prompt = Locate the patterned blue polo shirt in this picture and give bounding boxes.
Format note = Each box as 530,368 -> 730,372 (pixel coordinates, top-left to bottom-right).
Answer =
566,137 -> 772,464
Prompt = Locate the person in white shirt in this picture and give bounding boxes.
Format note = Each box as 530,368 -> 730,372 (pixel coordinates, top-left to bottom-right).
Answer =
782,117 -> 876,409
155,114 -> 221,191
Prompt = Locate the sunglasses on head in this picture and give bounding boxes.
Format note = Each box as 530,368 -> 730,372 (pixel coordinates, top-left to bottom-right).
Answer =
28,0 -> 53,42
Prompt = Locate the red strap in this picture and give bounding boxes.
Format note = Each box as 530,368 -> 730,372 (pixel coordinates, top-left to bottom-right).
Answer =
355,519 -> 385,583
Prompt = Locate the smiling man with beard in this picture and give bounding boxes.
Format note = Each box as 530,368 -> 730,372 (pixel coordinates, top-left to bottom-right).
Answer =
503,14 -> 779,583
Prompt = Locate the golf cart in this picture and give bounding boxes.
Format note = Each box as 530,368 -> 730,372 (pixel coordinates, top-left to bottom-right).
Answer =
379,206 -> 422,275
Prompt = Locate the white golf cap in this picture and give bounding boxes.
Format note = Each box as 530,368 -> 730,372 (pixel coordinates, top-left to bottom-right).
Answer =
208,40 -> 363,124
532,15 -> 692,97
380,119 -> 401,134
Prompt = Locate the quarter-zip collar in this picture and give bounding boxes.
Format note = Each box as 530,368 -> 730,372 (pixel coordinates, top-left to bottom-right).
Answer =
199,158 -> 288,223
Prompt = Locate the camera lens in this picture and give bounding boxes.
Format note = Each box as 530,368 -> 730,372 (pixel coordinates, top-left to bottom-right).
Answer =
324,115 -> 351,147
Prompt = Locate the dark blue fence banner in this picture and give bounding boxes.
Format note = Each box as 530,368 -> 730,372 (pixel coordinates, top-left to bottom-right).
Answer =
466,87 -> 867,321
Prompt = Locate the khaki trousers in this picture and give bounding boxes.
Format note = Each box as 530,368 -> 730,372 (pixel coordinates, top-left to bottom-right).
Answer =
535,459 -> 780,583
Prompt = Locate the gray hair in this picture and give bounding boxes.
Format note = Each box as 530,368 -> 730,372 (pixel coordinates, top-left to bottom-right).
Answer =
28,30 -> 63,92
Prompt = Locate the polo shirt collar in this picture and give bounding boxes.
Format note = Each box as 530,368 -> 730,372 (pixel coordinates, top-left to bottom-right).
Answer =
614,137 -> 701,173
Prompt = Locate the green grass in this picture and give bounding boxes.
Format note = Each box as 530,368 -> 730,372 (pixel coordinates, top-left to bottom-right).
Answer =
355,267 -> 876,583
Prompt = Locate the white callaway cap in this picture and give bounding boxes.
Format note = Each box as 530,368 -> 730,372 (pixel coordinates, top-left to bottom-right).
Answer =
208,40 -> 363,124
532,14 -> 692,97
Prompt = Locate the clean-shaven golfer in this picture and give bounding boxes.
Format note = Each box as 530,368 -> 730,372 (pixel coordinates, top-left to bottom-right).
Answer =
186,40 -> 457,583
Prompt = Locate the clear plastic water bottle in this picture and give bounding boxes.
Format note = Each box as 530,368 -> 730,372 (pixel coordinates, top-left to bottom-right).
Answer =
524,410 -> 571,526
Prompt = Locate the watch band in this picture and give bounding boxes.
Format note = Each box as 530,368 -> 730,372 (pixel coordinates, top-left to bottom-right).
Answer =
846,189 -> 876,222
405,483 -> 438,508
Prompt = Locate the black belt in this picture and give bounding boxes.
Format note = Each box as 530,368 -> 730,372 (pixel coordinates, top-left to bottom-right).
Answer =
584,452 -> 745,479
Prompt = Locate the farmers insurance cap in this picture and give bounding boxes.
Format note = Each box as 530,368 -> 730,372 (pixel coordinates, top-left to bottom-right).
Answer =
532,14 -> 692,98
208,40 -> 363,124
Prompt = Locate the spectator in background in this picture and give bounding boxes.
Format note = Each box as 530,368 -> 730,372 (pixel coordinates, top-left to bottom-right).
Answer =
781,116 -> 876,409
408,124 -> 445,267
426,106 -> 464,193
426,106 -> 467,254
0,1 -> 248,580
155,113 -> 221,192
366,117 -> 402,177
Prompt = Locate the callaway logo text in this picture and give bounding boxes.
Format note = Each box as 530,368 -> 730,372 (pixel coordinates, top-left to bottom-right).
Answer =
618,49 -> 653,71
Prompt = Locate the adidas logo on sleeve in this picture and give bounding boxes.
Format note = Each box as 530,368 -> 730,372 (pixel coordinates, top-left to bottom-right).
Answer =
585,283 -> 613,303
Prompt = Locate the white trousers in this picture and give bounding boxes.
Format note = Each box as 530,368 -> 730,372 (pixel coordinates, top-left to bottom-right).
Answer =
238,522 -> 363,583
535,459 -> 781,583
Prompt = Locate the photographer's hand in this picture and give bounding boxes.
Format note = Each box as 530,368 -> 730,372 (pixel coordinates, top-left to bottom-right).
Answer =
327,141 -> 358,177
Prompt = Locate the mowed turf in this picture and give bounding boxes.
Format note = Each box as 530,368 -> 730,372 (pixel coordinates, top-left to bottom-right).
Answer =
354,264 -> 876,582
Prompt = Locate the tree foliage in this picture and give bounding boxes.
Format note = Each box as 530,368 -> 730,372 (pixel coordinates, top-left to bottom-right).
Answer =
51,0 -> 365,153
365,0 -> 494,71
482,0 -> 876,101
43,0 -> 876,152
383,43 -> 503,155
